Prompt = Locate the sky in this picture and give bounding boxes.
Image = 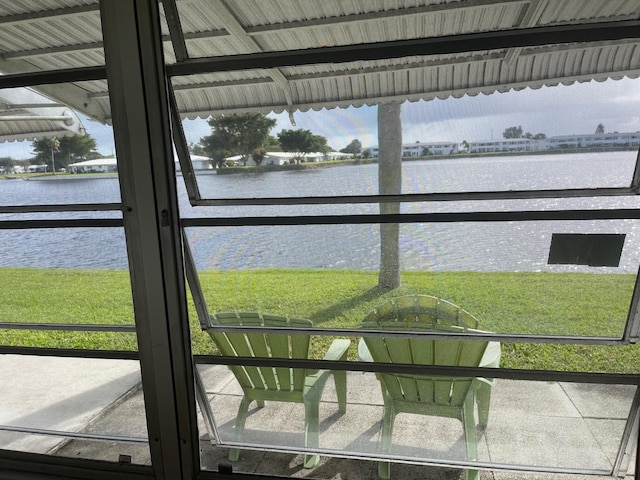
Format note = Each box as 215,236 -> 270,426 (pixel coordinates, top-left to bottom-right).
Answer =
266,76 -> 640,150
3,76 -> 640,160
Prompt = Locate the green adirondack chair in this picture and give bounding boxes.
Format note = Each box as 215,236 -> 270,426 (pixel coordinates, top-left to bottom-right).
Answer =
363,294 -> 479,329
206,312 -> 351,468
360,295 -> 500,426
359,296 -> 500,480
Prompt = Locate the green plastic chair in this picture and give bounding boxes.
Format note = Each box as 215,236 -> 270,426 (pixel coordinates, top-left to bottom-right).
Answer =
206,312 -> 351,468
359,296 -> 500,480
360,295 -> 500,426
363,294 -> 480,329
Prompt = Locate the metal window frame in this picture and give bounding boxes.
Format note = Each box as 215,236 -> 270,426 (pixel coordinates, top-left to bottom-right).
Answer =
165,7 -> 640,347
182,205 -> 640,344
182,187 -> 640,207
0,1 -> 209,479
193,354 -> 640,478
167,20 -> 640,76
167,17 -> 640,207
0,449 -> 152,480
98,2 -> 198,480
0,347 -> 145,460
0,3 -> 638,480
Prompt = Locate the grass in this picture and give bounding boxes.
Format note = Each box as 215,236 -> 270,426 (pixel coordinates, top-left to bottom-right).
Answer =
1,267 -> 638,373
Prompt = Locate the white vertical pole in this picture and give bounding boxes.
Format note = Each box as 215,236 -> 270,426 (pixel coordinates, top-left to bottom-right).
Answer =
99,1 -> 198,479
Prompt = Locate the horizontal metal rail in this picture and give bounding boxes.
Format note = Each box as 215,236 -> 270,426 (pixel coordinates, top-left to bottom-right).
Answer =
0,20 -> 638,89
0,425 -> 147,444
206,440 -> 613,477
167,20 -> 640,75
0,448 -> 153,480
0,323 -> 136,332
0,346 -> 139,360
0,66 -> 106,89
0,203 -> 123,214
182,208 -> 640,227
0,218 -> 123,229
201,324 -> 628,346
2,208 -> 638,230
193,355 -> 640,385
0,189 -> 635,211
190,187 -> 639,207
0,115 -> 74,122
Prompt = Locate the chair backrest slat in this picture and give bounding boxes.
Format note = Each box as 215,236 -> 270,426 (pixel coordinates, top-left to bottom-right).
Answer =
366,336 -> 487,407
362,296 -> 488,408
208,312 -> 313,394
364,295 -> 480,330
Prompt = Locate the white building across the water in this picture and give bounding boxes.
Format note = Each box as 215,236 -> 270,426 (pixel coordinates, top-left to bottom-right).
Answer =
370,141 -> 459,157
69,155 -> 213,173
369,131 -> 640,157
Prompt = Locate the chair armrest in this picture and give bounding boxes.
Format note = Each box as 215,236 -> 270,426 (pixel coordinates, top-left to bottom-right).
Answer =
473,377 -> 495,388
304,339 -> 351,399
357,338 -> 374,362
303,339 -> 351,401
480,341 -> 501,368
323,338 -> 351,362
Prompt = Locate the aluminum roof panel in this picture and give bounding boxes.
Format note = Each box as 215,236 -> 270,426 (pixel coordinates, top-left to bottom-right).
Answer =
0,87 -> 85,142
0,0 -> 636,123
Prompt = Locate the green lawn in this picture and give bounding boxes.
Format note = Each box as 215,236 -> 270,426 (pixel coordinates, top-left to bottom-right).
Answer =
1,268 -> 638,373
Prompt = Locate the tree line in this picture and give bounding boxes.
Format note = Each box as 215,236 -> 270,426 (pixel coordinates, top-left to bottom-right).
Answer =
502,124 -> 606,140
502,126 -> 546,140
0,113 -> 367,172
191,113 -> 365,167
0,135 -> 102,172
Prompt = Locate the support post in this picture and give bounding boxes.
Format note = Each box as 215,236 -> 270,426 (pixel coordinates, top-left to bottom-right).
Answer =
99,1 -> 198,479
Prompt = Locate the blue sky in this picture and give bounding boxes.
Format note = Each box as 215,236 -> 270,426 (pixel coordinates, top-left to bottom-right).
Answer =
3,76 -> 639,159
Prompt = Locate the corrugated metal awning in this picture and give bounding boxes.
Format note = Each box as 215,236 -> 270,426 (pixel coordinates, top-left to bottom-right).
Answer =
0,87 -> 85,142
0,1 -> 637,120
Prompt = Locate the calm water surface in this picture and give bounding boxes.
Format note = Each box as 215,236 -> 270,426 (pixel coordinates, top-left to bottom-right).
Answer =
1,151 -> 639,273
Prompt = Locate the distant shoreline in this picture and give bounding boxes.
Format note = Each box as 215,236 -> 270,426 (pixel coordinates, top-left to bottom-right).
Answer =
411,145 -> 638,161
4,146 -> 635,180
216,146 -> 636,174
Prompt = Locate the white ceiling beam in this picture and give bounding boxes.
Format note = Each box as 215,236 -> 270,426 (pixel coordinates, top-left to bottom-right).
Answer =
169,66 -> 640,120
0,4 -> 99,25
82,34 -> 638,102
3,42 -> 104,60
2,0 -> 636,63
0,56 -> 109,122
210,0 -> 295,109
162,0 -> 189,62
504,0 -> 547,66
2,31 -> 227,60
244,0 -> 528,34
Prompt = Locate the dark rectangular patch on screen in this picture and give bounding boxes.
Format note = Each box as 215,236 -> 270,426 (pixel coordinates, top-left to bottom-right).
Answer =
548,233 -> 625,267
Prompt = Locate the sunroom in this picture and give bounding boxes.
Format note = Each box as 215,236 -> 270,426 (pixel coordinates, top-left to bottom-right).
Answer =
1,1 -> 640,480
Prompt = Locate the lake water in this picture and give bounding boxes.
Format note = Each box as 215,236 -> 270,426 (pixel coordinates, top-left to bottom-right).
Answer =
1,151 -> 639,273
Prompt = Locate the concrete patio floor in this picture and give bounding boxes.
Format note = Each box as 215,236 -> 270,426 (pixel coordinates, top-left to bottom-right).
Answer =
0,355 -> 637,479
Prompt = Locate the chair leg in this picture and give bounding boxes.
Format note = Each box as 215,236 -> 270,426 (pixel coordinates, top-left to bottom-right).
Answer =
462,399 -> 479,480
378,402 -> 396,479
333,370 -> 347,413
378,460 -> 391,479
476,384 -> 491,427
303,400 -> 320,468
229,396 -> 252,462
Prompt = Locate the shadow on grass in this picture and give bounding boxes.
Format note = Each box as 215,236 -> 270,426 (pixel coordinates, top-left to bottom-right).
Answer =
309,286 -> 389,325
